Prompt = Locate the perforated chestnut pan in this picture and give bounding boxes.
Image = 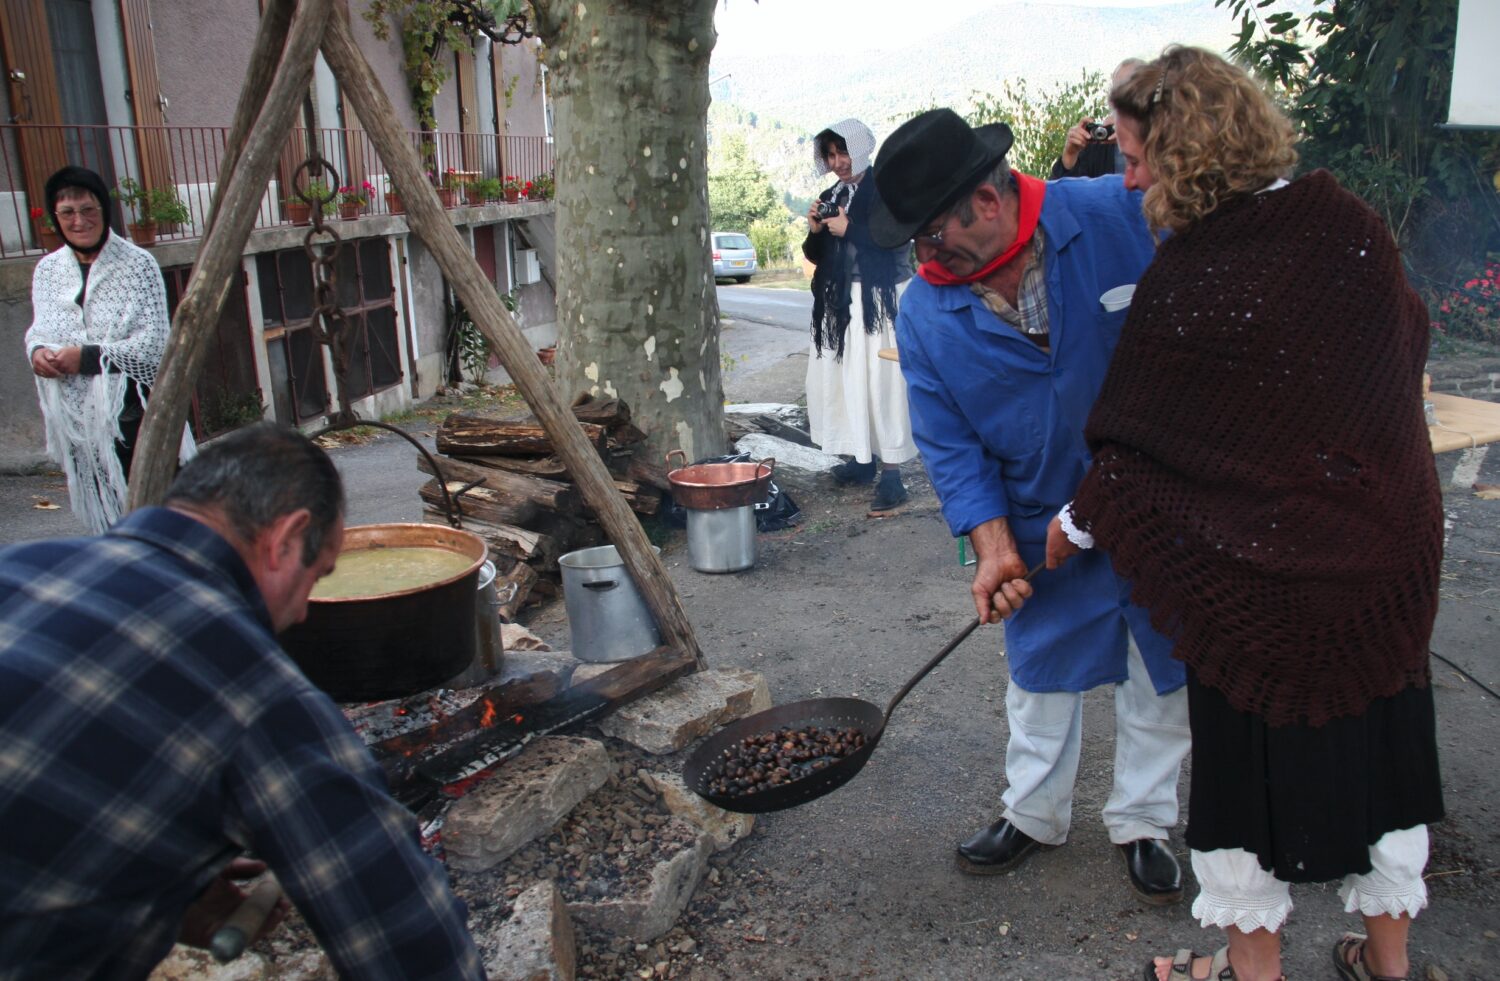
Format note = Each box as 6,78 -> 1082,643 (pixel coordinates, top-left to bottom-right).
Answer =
683,566 -> 1041,814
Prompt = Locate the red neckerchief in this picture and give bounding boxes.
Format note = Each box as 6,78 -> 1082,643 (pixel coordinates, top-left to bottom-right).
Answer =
917,170 -> 1046,286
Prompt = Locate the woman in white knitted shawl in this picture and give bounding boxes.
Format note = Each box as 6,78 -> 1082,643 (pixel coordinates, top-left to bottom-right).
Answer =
26,166 -> 194,534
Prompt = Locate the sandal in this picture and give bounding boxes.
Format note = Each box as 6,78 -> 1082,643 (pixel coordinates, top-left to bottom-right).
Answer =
1143,946 -> 1236,981
1143,946 -> 1288,981
1333,934 -> 1409,981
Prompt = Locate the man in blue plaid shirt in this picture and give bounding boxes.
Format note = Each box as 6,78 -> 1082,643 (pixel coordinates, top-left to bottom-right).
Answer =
0,424 -> 483,979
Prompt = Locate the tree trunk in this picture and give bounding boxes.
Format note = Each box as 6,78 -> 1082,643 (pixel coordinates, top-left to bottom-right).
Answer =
530,0 -> 726,464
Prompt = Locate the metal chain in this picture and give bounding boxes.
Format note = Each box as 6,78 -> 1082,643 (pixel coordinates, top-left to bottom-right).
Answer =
291,154 -> 463,529
292,155 -> 356,425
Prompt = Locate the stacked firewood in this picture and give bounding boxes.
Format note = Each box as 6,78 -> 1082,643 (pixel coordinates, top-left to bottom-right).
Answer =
420,394 -> 668,616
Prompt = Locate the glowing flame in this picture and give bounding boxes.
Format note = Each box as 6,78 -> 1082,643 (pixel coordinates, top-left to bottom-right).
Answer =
480,702 -> 497,727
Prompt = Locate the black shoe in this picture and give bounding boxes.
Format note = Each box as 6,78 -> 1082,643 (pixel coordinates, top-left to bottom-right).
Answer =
956,819 -> 1052,875
1119,838 -> 1184,905
869,472 -> 908,511
831,458 -> 878,485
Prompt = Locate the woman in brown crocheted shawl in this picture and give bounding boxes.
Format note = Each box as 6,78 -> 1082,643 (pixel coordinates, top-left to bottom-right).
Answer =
1041,47 -> 1445,981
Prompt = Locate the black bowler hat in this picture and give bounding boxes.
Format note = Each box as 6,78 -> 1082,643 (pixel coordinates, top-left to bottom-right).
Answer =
868,109 -> 1014,249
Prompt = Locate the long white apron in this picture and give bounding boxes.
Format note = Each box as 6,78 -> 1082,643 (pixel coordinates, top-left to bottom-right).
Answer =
805,287 -> 917,465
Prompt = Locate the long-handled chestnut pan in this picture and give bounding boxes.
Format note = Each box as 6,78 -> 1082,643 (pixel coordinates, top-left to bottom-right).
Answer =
684,566 -> 1040,814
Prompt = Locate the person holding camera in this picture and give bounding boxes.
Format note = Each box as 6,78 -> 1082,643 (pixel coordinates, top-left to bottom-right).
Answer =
1051,59 -> 1144,179
802,118 -> 916,513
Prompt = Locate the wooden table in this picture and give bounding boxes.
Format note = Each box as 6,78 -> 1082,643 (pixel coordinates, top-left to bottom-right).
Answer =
1428,392 -> 1500,453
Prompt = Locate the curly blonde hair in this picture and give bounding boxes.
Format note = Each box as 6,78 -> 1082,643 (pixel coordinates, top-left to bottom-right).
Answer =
1110,46 -> 1298,235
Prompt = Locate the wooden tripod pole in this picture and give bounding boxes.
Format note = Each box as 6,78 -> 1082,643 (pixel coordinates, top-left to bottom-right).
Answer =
319,6 -> 704,667
127,0 -> 332,509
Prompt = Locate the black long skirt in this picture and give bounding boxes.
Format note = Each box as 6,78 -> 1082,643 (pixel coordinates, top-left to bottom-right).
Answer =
1183,668 -> 1445,883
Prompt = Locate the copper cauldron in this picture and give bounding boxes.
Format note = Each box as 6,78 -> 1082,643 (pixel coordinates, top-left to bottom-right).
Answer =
279,523 -> 489,702
665,450 -> 775,510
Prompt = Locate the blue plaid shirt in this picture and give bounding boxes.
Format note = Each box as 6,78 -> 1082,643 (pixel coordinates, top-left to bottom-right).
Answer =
0,508 -> 483,980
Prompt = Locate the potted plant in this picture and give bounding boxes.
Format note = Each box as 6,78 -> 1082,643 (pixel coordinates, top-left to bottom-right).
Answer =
501,175 -> 524,204
383,175 -> 404,215
531,171 -> 554,201
113,177 -> 158,245
463,177 -> 488,207
437,168 -> 462,208
336,183 -> 371,220
285,179 -> 335,226
29,206 -> 62,252
146,186 -> 190,237
474,177 -> 502,204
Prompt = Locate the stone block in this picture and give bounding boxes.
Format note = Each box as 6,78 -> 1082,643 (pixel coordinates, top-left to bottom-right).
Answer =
444,736 -> 612,871
641,770 -> 754,851
597,668 -> 771,755
148,946 -> 265,980
499,649 -> 580,687
484,881 -> 577,981
567,824 -> 710,941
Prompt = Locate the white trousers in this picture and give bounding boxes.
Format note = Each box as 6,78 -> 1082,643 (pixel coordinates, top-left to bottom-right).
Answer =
1001,638 -> 1190,846
805,286 -> 917,465
1191,826 -> 1431,934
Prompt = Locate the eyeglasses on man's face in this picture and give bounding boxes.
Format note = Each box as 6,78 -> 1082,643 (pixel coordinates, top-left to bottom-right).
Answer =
914,208 -> 956,247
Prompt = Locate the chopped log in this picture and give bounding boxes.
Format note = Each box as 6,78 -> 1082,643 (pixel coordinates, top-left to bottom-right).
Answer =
425,509 -> 549,562
495,562 -> 537,622
416,454 -> 579,512
580,479 -> 660,517
753,413 -> 816,448
569,392 -> 631,429
607,423 -> 648,448
374,671 -> 566,793
453,453 -> 570,480
626,456 -> 673,492
419,478 -> 538,528
437,413 -> 606,458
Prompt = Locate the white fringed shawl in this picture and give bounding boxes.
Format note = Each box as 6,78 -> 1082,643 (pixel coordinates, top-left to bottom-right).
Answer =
25,234 -> 195,534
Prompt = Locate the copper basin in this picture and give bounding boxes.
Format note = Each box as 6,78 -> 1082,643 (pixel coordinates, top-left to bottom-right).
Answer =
665,450 -> 775,510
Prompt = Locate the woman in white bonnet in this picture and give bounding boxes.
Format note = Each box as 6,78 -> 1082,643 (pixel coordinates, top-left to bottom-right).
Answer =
802,118 -> 917,513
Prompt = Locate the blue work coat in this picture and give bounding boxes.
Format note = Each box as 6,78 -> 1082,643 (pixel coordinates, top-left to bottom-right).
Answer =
897,176 -> 1185,695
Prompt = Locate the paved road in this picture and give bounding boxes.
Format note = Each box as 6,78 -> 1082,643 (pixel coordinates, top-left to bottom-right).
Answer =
715,283 -> 811,331
716,284 -> 811,405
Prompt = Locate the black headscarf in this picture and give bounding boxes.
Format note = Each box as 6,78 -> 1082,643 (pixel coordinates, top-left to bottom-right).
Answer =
803,171 -> 911,360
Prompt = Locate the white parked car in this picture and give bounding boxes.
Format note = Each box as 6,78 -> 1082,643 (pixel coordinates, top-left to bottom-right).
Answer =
712,232 -> 757,283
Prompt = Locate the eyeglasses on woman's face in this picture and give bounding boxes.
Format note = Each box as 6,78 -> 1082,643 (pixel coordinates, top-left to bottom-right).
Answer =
56,204 -> 102,224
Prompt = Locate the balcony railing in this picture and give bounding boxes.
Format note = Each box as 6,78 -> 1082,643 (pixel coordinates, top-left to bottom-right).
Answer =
0,124 -> 554,260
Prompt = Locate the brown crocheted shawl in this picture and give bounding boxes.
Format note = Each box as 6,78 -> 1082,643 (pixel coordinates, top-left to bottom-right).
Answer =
1072,170 -> 1442,727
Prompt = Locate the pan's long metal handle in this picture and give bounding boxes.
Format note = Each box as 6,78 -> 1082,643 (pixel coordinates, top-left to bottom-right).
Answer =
881,563 -> 1043,721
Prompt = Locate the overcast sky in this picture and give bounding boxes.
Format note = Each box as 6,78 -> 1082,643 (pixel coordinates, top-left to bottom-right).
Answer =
712,0 -> 1204,58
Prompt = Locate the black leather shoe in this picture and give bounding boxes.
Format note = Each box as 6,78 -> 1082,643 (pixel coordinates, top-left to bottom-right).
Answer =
1119,838 -> 1184,905
956,819 -> 1052,875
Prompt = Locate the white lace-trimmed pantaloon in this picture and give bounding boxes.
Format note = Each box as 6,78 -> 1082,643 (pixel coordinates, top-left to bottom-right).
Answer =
1190,825 -> 1430,934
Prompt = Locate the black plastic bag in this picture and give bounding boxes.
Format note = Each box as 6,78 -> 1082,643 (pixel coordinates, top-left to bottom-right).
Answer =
666,453 -> 801,532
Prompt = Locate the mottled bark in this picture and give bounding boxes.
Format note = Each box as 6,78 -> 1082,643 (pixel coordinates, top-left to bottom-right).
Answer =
531,0 -> 726,463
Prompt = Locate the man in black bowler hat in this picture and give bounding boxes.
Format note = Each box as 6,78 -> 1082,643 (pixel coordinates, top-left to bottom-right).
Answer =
867,108 -> 1190,905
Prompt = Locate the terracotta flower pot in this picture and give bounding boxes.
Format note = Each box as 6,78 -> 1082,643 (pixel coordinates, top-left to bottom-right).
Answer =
338,201 -> 362,220
464,186 -> 486,207
128,221 -> 158,247
536,346 -> 556,366
436,188 -> 456,208
384,192 -> 404,215
36,226 -> 63,253
504,188 -> 521,204
285,201 -> 312,226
